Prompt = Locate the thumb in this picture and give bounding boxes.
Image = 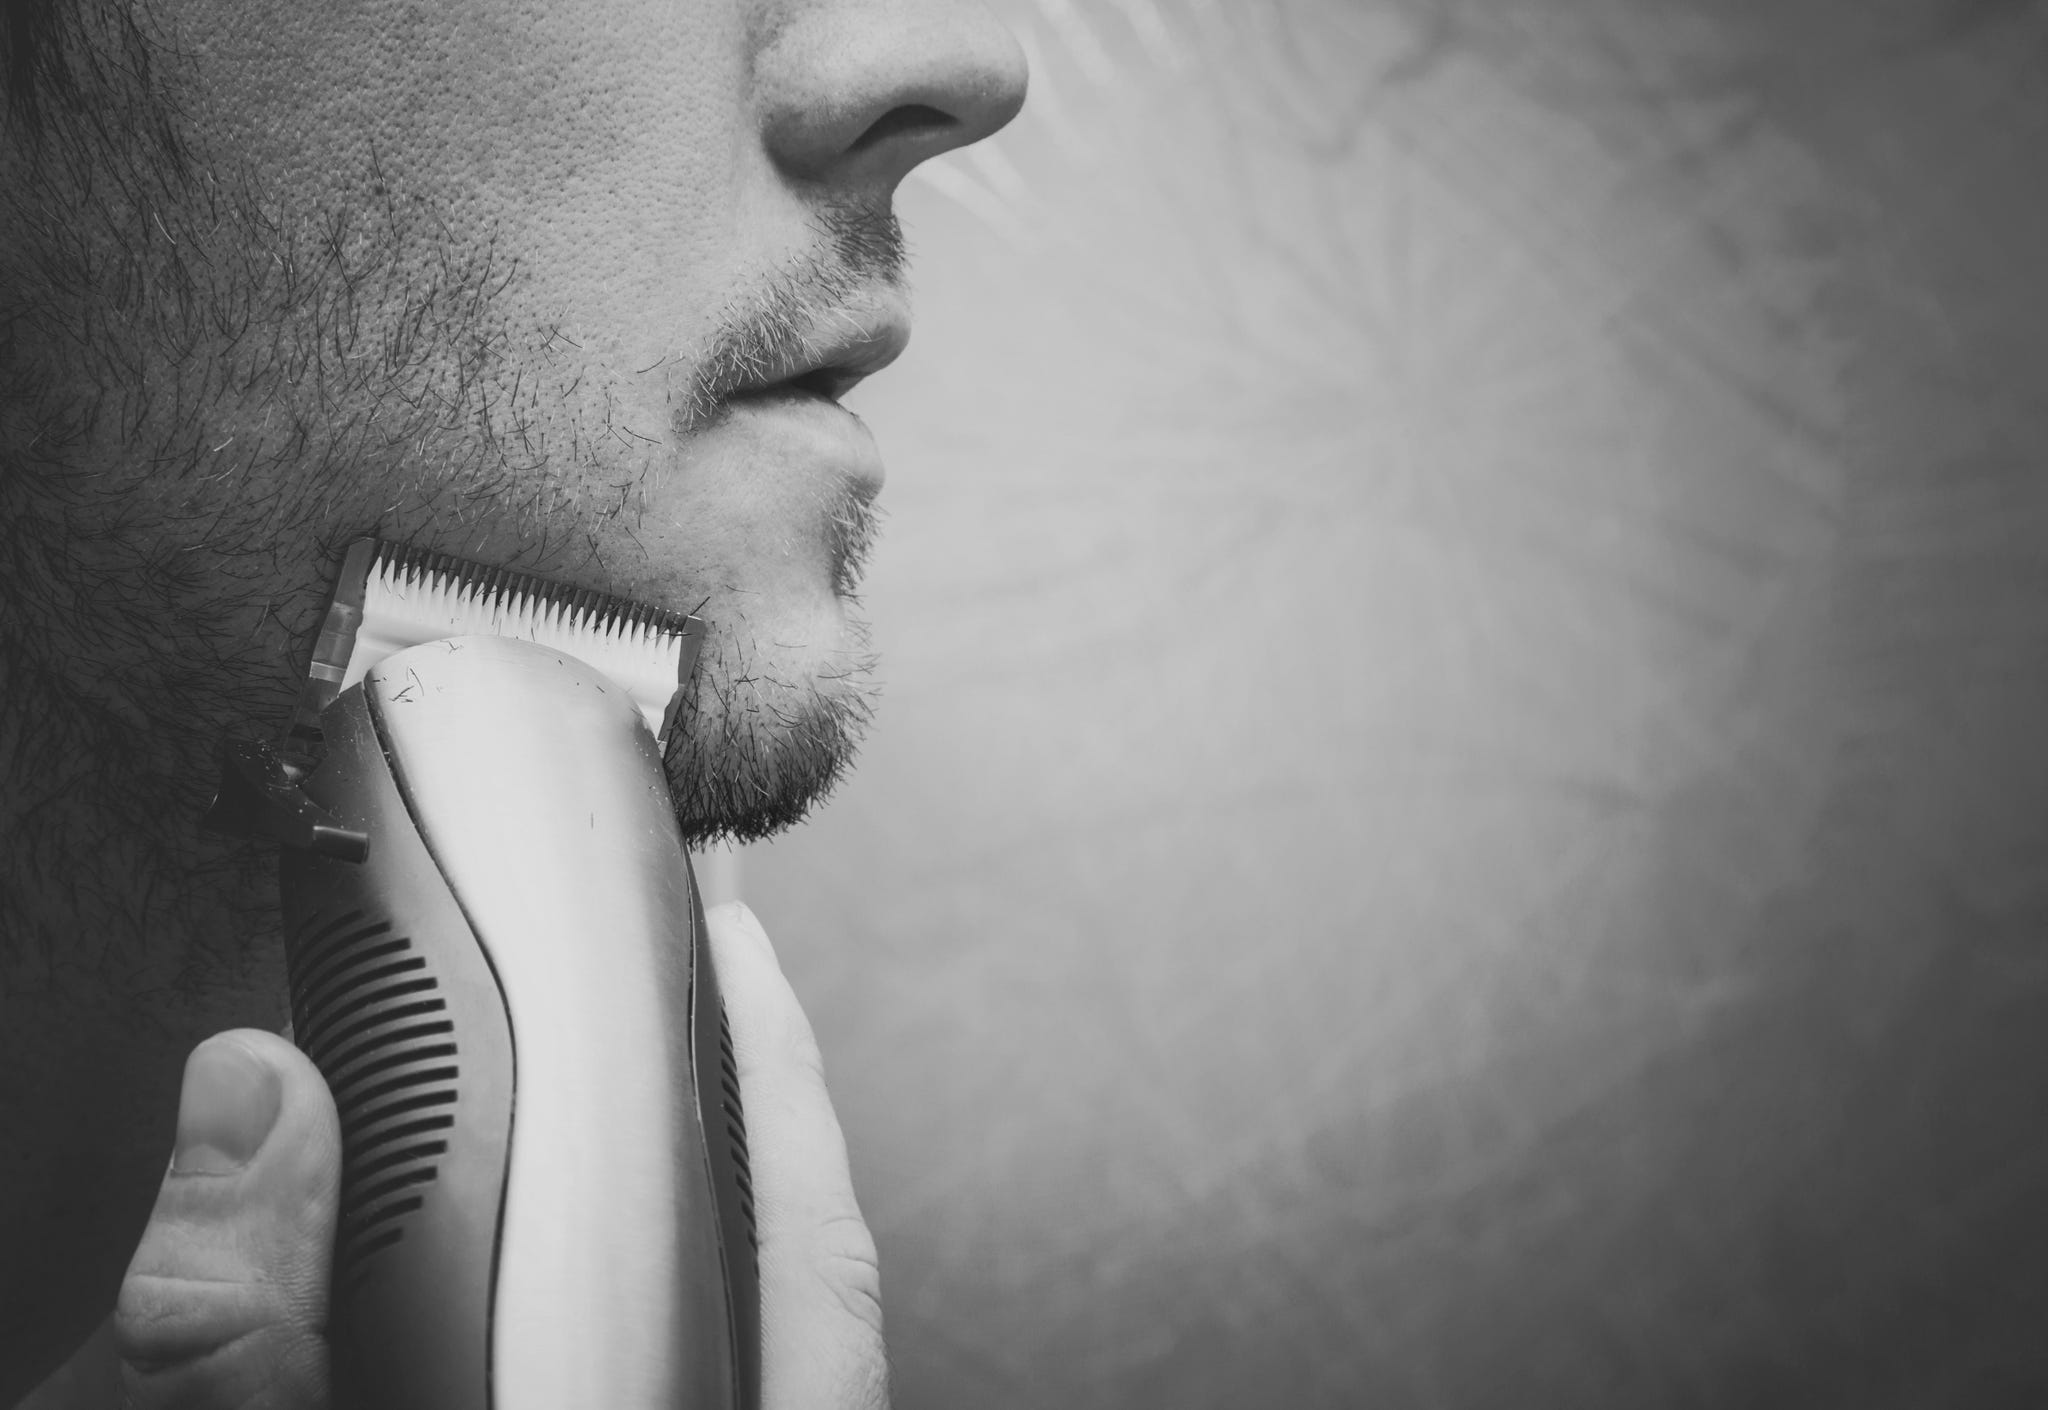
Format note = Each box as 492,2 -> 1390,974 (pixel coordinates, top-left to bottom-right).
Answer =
114,1029 -> 341,1410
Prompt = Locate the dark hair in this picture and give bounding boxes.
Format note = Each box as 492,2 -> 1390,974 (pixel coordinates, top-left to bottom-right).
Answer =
2,0 -> 67,133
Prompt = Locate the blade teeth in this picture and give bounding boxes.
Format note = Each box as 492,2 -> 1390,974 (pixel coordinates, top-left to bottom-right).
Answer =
356,534 -> 703,707
365,541 -> 698,638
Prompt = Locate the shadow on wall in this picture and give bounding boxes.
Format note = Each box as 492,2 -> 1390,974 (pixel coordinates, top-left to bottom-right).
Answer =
752,2 -> 2048,1406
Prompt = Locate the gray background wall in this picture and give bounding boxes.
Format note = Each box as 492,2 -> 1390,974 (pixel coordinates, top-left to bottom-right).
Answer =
746,2 -> 2048,1405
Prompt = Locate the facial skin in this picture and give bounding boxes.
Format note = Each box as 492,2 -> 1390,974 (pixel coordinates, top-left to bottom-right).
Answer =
0,0 -> 1025,1394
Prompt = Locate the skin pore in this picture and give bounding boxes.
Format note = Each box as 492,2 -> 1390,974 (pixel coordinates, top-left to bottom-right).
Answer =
0,0 -> 1025,1394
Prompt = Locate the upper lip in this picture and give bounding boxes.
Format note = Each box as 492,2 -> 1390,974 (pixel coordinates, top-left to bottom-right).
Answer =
723,285 -> 913,404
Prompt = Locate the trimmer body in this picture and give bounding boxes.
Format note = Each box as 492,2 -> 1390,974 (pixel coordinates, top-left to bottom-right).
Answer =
276,635 -> 760,1410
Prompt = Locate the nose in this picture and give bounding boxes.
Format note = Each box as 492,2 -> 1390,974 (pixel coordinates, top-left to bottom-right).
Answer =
757,0 -> 1029,192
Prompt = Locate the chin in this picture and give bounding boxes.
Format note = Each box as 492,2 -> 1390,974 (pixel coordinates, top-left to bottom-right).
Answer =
660,595 -> 879,847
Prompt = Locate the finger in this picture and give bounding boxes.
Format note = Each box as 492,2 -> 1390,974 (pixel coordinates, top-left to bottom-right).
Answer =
114,1029 -> 341,1410
706,901 -> 891,1410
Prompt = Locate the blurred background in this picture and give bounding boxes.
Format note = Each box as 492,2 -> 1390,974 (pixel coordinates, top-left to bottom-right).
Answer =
743,1 -> 2048,1405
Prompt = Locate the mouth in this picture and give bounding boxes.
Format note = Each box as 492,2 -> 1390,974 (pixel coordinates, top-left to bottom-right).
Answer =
681,286 -> 905,509
716,285 -> 913,410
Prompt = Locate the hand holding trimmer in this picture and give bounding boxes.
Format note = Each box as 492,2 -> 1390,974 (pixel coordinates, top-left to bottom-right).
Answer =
206,540 -> 759,1410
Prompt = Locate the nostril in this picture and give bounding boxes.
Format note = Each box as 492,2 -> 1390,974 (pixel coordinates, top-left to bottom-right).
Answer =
849,103 -> 959,154
758,11 -> 1028,186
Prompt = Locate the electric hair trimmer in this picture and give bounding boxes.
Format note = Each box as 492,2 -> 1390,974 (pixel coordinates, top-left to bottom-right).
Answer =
205,540 -> 760,1410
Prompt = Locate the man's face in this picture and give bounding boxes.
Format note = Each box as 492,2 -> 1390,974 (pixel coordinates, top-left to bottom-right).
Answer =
3,0 -> 1026,844
0,0 -> 1022,1388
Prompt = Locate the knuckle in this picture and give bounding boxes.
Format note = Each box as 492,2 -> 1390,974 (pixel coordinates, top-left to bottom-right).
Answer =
115,1272 -> 274,1369
115,1280 -> 325,1410
812,1213 -> 885,1338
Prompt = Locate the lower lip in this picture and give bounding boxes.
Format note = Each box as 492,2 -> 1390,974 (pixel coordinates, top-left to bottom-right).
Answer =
714,391 -> 884,496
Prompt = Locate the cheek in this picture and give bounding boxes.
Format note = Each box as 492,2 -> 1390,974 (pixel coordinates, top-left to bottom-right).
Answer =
171,0 -> 752,341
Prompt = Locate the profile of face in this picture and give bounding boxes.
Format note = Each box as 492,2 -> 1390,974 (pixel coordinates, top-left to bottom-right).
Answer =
0,0 -> 1025,1390
6,0 -> 1027,841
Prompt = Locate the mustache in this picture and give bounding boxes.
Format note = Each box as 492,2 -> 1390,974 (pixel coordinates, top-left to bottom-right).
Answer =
682,197 -> 907,427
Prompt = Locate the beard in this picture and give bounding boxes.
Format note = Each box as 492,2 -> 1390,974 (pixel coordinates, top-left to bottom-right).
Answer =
0,24 -> 891,979
663,599 -> 879,848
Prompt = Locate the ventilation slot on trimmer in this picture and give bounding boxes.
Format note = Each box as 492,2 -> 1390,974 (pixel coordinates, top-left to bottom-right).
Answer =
288,908 -> 460,1283
717,1002 -> 758,1252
